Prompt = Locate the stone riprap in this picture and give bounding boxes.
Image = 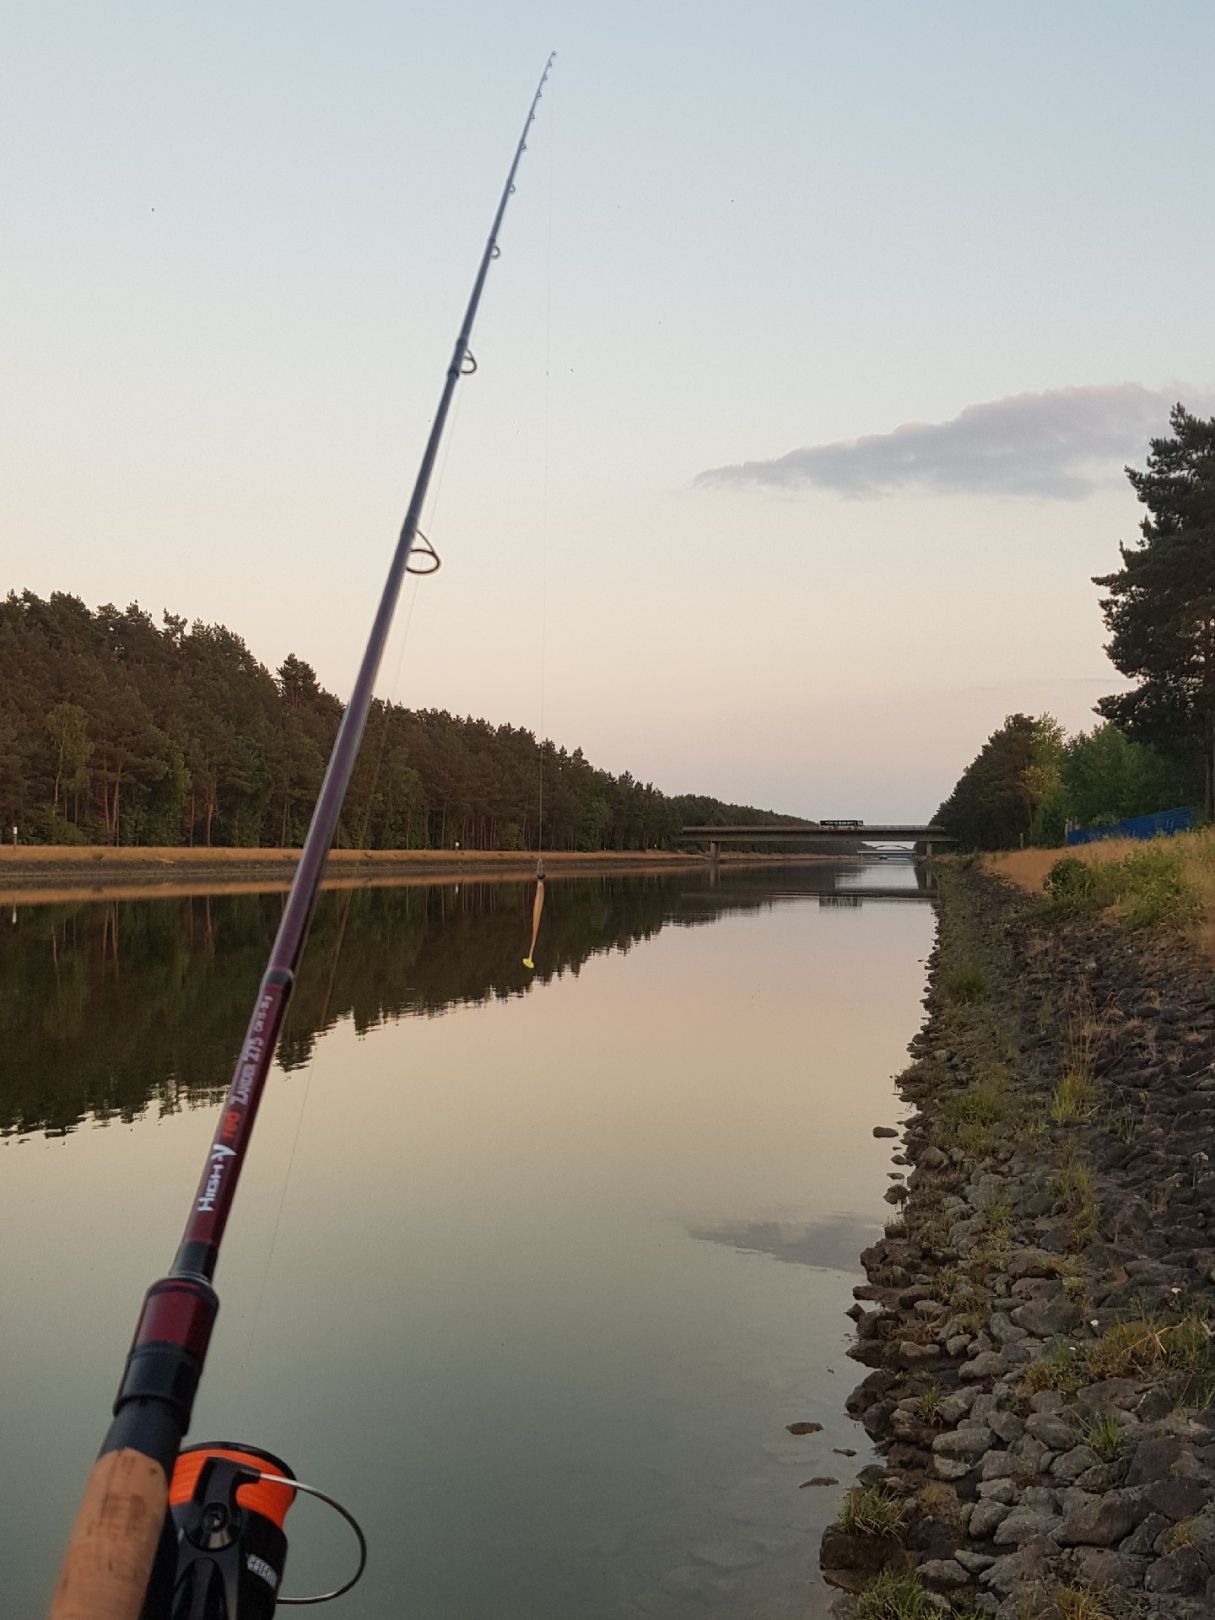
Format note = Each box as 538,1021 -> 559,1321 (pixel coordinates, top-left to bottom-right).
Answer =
821,866 -> 1215,1619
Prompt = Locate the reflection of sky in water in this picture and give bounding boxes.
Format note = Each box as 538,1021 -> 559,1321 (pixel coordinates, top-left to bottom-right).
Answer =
690,1216 -> 884,1273
2,869 -> 931,1619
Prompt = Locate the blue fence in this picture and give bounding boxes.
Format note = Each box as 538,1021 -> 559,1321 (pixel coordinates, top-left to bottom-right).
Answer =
1066,805 -> 1196,846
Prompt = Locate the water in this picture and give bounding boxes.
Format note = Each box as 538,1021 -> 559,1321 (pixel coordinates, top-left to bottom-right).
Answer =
0,861 -> 934,1618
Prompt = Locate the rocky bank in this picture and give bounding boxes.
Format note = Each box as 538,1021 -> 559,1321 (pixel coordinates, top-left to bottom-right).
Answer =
820,865 -> 1215,1619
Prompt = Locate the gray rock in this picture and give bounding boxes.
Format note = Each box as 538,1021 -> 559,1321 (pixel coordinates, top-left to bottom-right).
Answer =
1005,1249 -> 1067,1280
933,1456 -> 977,1482
1057,1491 -> 1144,1547
1075,1463 -> 1125,1492
1020,1487 -> 1059,1510
989,1315 -> 1028,1345
955,1550 -> 996,1574
946,1335 -> 972,1358
1145,1546 -> 1207,1596
873,1125 -> 899,1138
1075,1378 -> 1143,1413
919,1559 -> 970,1590
977,1479 -> 1017,1502
1135,1478 -> 1210,1521
914,1298 -> 946,1319
897,1340 -> 937,1364
989,1410 -> 1025,1446
980,1451 -> 1020,1482
937,1389 -> 978,1425
1120,1511 -> 1171,1558
1125,1436 -> 1186,1486
960,1352 -> 1009,1382
933,1426 -> 995,1459
1050,1445 -> 1102,1483
979,1537 -> 1056,1594
969,1499 -> 1011,1539
1010,1436 -> 1053,1475
1026,1413 -> 1076,1450
1069,1548 -> 1147,1588
1028,1391 -> 1066,1414
992,1508 -> 1061,1546
920,1146 -> 948,1169
1009,1298 -> 1082,1337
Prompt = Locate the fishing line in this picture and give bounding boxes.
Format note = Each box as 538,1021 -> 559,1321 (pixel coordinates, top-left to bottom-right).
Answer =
524,81 -> 556,971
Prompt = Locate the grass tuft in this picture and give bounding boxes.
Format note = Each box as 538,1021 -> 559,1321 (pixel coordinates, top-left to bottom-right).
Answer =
837,1484 -> 906,1539
1019,1343 -> 1089,1396
1088,1310 -> 1212,1395
1050,1069 -> 1097,1124
1079,1411 -> 1122,1462
1050,1585 -> 1115,1620
854,1571 -> 935,1620
940,962 -> 989,1004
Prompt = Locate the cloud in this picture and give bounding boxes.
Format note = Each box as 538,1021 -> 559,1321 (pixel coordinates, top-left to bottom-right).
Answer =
696,383 -> 1214,500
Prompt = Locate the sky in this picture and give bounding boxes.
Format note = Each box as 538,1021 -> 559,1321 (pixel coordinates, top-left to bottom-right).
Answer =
5,1 -> 1215,820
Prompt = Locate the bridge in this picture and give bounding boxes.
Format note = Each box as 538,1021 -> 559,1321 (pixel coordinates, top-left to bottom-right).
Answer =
679,823 -> 951,860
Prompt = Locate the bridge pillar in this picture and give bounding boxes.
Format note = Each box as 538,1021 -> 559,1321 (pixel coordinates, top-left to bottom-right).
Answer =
708,840 -> 720,865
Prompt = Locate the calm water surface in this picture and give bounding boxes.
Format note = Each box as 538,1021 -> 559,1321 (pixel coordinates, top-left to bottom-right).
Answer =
1,862 -> 934,1618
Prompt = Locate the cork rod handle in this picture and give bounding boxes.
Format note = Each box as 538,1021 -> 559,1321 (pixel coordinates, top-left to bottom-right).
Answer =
49,1449 -> 167,1620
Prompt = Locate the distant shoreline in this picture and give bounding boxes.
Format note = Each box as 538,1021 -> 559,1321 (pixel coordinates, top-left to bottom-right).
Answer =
0,845 -> 848,905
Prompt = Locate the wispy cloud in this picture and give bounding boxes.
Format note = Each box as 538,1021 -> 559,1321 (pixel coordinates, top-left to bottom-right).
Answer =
696,383 -> 1213,500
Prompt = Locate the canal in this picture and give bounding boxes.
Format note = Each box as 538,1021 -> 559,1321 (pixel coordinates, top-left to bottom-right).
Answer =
1,861 -> 933,1618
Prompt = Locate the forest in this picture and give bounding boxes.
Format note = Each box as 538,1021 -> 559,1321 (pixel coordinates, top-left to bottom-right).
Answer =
935,406 -> 1215,851
0,590 -> 790,851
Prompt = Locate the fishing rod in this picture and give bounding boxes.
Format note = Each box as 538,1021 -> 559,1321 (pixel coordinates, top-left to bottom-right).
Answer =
50,51 -> 555,1620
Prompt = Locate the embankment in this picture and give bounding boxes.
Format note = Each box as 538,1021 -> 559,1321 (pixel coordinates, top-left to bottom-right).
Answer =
821,864 -> 1215,1619
0,845 -> 699,903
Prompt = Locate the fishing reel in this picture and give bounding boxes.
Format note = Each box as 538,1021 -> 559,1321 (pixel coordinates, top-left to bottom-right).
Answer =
150,1443 -> 366,1620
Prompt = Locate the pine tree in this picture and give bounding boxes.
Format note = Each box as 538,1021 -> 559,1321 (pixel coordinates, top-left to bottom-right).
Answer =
1095,404 -> 1215,816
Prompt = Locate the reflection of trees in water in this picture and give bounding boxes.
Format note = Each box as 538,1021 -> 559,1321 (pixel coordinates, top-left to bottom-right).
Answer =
0,864 -> 927,1139
1,876 -> 688,1138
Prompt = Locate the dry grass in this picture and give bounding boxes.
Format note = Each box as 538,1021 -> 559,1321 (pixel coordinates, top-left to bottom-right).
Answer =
987,827 -> 1215,953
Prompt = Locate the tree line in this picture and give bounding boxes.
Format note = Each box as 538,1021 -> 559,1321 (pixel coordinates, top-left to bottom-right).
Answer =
935,405 -> 1213,850
0,590 -> 792,850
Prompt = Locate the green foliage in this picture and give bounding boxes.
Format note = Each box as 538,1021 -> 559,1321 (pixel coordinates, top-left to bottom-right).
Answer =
1049,1070 -> 1097,1124
940,962 -> 989,1003
1061,723 -> 1193,830
854,1572 -> 936,1620
1045,843 -> 1199,931
935,713 -> 1063,851
1052,1155 -> 1099,1242
1094,403 -> 1215,819
1079,1412 -> 1123,1462
837,1485 -> 905,1539
1019,1344 -> 1089,1396
1088,1310 -> 1213,1394
0,591 -> 786,850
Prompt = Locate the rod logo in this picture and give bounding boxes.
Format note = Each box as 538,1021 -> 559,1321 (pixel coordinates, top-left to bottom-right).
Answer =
197,1142 -> 237,1213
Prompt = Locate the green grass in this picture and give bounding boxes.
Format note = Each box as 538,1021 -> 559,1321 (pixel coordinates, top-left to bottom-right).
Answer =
1050,1587 -> 1115,1620
1049,1068 -> 1097,1124
854,1572 -> 936,1620
940,961 -> 989,1003
1043,843 -> 1200,933
1051,1156 -> 1099,1243
914,1382 -> 945,1427
837,1485 -> 906,1539
1019,1343 -> 1089,1396
1088,1310 -> 1213,1395
1080,1411 -> 1123,1462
